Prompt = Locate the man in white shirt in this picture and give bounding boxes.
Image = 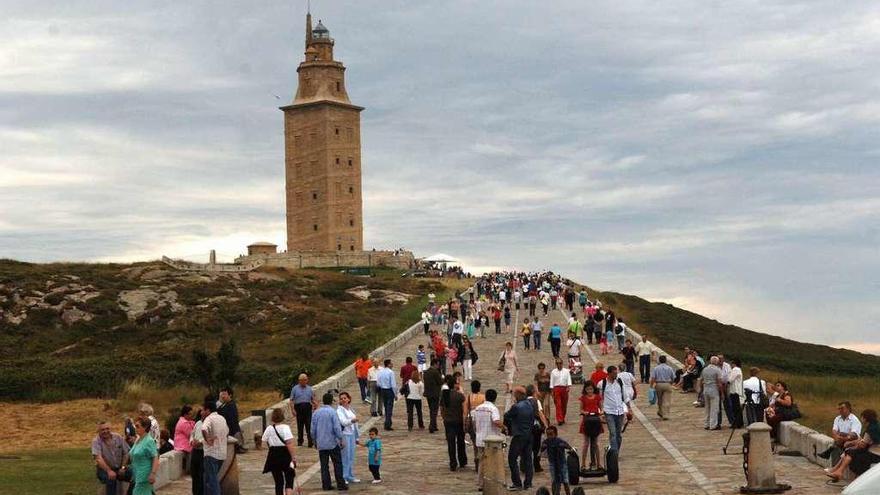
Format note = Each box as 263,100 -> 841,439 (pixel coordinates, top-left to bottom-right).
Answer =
635,335 -> 655,384
600,366 -> 631,452
421,309 -> 432,334
471,389 -> 503,491
726,358 -> 744,428
717,354 -> 733,426
550,359 -> 573,425
451,317 -> 464,347
617,359 -> 638,404
513,289 -> 522,310
742,367 -> 769,424
819,401 -> 863,461
566,333 -> 583,360
201,401 -> 229,495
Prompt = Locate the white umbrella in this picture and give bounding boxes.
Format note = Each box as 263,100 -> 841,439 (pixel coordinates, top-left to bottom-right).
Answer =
422,253 -> 459,263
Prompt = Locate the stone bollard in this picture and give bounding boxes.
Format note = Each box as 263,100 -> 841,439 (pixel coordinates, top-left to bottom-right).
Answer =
740,422 -> 790,493
483,435 -> 507,495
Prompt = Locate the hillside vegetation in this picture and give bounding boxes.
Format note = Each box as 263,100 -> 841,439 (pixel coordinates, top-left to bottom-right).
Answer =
0,259 -> 468,403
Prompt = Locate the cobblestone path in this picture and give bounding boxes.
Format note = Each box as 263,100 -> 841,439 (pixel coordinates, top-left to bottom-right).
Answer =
161,302 -> 842,494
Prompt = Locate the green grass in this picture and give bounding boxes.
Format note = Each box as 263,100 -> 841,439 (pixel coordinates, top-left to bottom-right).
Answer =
0,449 -> 94,495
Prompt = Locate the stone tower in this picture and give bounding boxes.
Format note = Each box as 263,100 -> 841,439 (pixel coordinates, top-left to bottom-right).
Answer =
282,12 -> 364,252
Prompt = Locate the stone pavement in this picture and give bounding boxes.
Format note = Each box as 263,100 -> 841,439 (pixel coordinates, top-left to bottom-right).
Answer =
160,302 -> 844,494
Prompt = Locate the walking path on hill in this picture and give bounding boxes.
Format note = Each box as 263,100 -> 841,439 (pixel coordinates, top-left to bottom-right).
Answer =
160,301 -> 842,494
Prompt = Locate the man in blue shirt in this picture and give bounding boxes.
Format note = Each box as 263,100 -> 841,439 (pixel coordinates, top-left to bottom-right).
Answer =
289,373 -> 316,447
376,359 -> 397,430
548,323 -> 563,358
310,392 -> 348,491
503,386 -> 536,490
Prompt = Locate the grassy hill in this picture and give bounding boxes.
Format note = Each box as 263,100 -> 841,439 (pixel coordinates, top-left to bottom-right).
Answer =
580,284 -> 880,430
0,259 -> 468,403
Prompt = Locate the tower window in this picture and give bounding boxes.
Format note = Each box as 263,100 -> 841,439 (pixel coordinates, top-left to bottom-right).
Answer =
349,219 -> 354,227
350,245 -> 354,251
335,157 -> 340,164
312,192 -> 318,200
349,186 -> 354,194
313,224 -> 319,231
336,81 -> 341,92
337,244 -> 342,250
335,128 -> 340,135
348,159 -> 352,166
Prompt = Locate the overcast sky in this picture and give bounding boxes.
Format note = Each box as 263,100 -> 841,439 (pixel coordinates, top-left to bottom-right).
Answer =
2,1 -> 878,353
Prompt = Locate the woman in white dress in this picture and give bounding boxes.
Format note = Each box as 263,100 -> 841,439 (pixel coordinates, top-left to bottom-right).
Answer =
337,392 -> 360,484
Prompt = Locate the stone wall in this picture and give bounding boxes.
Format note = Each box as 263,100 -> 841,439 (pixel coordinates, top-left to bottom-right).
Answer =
161,256 -> 266,273
235,250 -> 415,270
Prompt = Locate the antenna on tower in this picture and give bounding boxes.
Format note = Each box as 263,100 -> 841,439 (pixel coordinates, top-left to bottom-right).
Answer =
307,0 -> 311,14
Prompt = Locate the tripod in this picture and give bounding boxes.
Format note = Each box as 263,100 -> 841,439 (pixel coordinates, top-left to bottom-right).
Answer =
722,393 -> 762,455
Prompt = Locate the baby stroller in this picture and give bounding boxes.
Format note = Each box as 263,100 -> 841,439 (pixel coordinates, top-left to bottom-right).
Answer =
569,356 -> 584,384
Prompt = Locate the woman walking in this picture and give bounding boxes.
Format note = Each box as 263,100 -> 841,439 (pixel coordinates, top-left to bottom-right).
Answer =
130,417 -> 159,495
262,408 -> 297,495
579,382 -> 604,470
501,341 -> 518,394
406,370 -> 426,431
337,392 -> 360,484
461,336 -> 479,381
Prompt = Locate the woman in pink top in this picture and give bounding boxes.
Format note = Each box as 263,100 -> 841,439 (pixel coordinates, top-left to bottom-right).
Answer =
173,405 -> 196,454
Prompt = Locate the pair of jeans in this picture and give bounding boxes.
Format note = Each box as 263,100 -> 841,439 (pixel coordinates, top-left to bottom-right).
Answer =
368,381 -> 383,415
550,338 -> 561,358
368,464 -> 381,480
203,456 -> 223,495
522,335 -> 531,349
445,422 -> 468,469
406,398 -> 424,429
616,335 -> 625,350
294,402 -> 313,445
357,377 -> 368,402
625,360 -> 635,374
318,446 -> 346,490
605,413 -> 625,452
427,396 -> 440,432
532,331 -> 541,350
96,466 -> 131,495
639,355 -> 651,383
463,359 -> 473,380
342,433 -> 357,481
508,434 -> 533,488
381,388 -> 395,429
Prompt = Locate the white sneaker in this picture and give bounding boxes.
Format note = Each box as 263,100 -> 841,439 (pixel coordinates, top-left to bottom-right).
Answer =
350,478 -> 361,483
372,479 -> 383,484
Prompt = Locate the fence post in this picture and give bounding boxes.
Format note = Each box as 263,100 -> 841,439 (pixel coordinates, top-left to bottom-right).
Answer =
483,435 -> 507,495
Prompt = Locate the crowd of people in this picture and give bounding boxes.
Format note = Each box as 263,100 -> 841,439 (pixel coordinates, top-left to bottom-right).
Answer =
93,270 -> 879,494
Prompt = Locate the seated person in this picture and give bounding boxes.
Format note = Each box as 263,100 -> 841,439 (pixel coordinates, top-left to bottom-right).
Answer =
824,409 -> 880,481
818,401 -> 862,461
158,428 -> 175,455
765,381 -> 799,440
92,422 -> 132,495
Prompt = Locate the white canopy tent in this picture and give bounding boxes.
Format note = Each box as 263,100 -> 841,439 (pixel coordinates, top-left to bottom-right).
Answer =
422,253 -> 460,264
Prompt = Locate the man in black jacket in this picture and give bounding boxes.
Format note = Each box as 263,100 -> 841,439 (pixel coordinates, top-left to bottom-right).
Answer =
217,387 -> 246,454
423,359 -> 444,433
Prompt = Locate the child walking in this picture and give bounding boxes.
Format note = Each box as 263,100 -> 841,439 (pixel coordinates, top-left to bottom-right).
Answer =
540,426 -> 572,495
365,427 -> 382,484
599,333 -> 608,355
416,345 -> 427,372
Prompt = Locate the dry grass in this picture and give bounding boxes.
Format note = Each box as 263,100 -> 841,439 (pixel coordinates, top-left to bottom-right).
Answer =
0,386 -> 278,454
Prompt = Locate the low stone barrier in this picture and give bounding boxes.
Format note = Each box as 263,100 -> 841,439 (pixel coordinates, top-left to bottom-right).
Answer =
620,325 -> 835,470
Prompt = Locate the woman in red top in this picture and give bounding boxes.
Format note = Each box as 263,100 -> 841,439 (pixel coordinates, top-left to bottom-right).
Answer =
579,382 -> 604,470
589,362 -> 607,388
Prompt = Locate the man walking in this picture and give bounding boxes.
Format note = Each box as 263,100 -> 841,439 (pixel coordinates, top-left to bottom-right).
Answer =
423,359 -> 443,433
700,356 -> 724,430
310,393 -> 348,491
504,386 -> 536,491
289,373 -> 316,447
550,359 -> 572,425
471,389 -> 502,491
635,335 -> 655,383
530,318 -> 543,350
600,366 -> 631,452
377,359 -> 397,431
650,355 -> 675,420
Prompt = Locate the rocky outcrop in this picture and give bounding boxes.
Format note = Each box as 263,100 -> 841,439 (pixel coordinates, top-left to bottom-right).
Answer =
117,289 -> 185,321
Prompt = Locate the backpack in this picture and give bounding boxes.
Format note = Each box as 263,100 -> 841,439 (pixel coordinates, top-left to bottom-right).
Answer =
601,377 -> 625,395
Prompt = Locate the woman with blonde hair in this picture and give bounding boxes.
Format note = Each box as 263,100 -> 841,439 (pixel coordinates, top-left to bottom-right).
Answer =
262,408 -> 297,495
137,402 -> 160,443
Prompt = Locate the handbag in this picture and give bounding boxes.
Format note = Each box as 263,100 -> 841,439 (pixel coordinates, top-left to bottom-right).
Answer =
497,353 -> 506,372
648,387 -> 657,405
464,395 -> 475,436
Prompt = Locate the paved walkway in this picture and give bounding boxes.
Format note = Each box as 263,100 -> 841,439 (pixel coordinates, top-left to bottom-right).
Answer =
161,302 -> 843,494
